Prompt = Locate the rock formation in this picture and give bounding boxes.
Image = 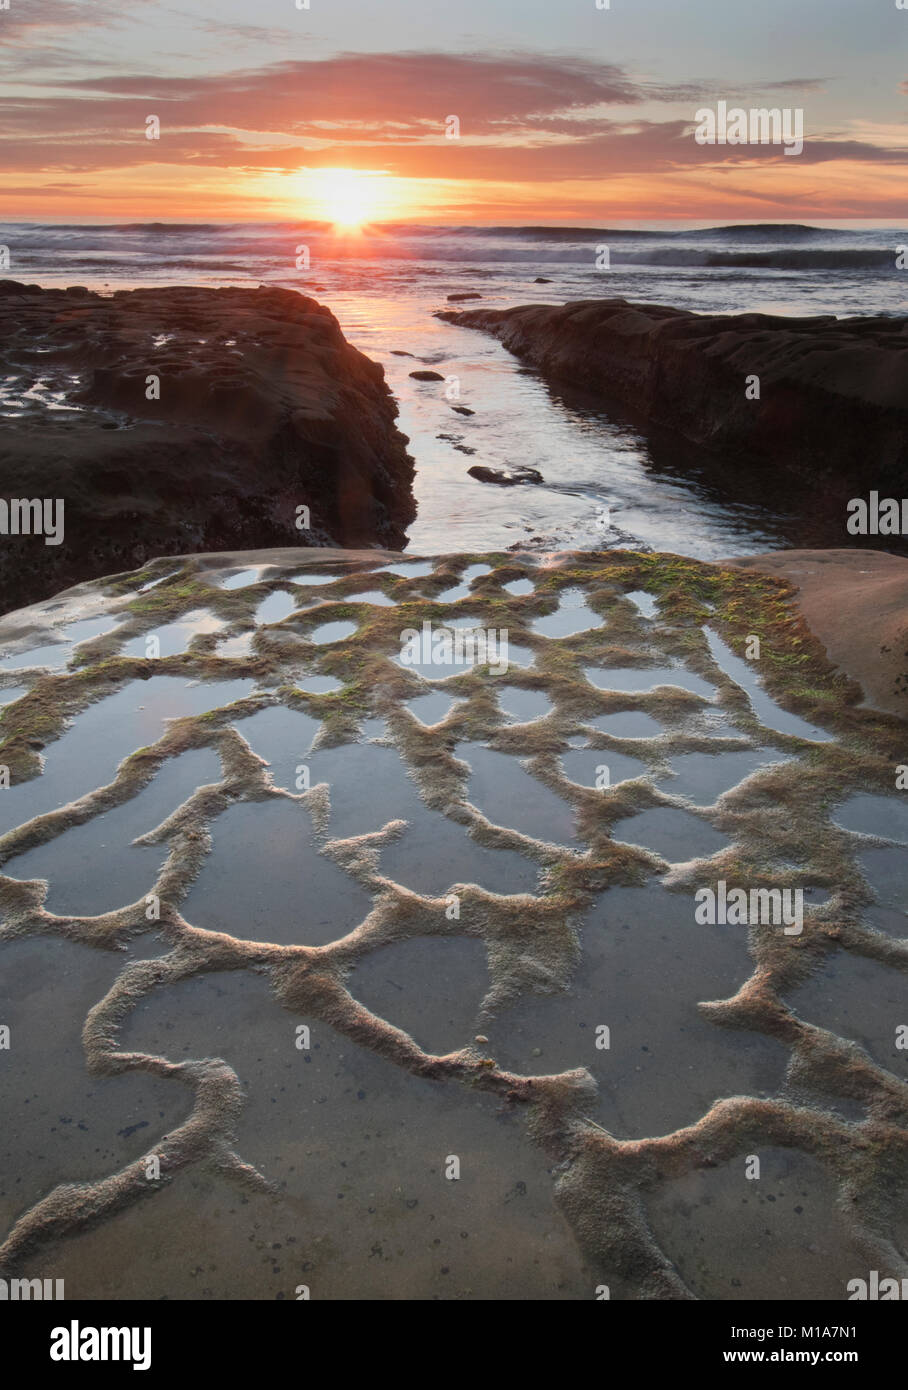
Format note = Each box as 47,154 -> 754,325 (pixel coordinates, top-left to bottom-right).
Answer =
0,282 -> 416,613
439,299 -> 908,496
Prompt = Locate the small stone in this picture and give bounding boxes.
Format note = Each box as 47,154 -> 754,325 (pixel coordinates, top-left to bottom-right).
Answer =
468,464 -> 544,487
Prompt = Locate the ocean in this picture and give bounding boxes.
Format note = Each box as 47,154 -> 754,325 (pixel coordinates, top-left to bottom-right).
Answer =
3,219 -> 906,559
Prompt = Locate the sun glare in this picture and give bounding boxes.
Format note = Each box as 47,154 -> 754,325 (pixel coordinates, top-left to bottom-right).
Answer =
308,168 -> 380,229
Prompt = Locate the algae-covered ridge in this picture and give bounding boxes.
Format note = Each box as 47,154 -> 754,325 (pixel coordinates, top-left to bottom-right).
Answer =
0,546 -> 905,1298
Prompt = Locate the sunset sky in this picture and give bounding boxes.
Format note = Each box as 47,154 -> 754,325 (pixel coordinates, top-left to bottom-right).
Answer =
2,0 -> 906,223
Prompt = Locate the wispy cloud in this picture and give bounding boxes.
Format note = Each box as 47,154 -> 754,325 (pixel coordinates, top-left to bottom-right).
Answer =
0,0 -> 122,41
1,46 -> 903,218
0,51 -> 885,178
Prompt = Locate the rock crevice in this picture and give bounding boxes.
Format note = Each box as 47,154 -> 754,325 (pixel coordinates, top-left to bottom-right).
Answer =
439,298 -> 908,493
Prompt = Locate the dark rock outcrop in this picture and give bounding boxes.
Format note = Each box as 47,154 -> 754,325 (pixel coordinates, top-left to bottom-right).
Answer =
0,282 -> 415,613
468,465 -> 543,486
438,298 -> 908,492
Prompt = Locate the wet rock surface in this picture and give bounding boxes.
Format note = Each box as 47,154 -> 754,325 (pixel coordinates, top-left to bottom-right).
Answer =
468,465 -> 544,486
0,282 -> 416,612
0,546 -> 906,1299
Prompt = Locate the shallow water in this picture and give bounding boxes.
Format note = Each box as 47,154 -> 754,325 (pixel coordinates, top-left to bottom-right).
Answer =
221,566 -> 266,590
94,968 -> 593,1300
346,588 -> 396,607
2,551 -> 905,1302
834,792 -> 908,842
255,591 -> 298,625
295,674 -> 343,694
497,687 -> 553,723
561,747 -> 649,789
647,1148 -> 868,1301
455,742 -> 579,847
704,629 -> 832,742
217,632 -> 255,657
584,665 -> 716,699
0,936 -> 187,1239
0,675 -> 257,834
489,881 -> 785,1138
394,635 -> 533,679
436,563 -> 494,603
309,620 -> 358,645
182,797 -> 373,947
586,710 -> 666,739
503,578 -> 535,597
4,748 -> 222,918
288,572 -> 345,587
531,589 -> 604,639
612,806 -> 730,863
10,218 -> 908,560
625,590 -> 658,619
379,811 -> 540,898
786,951 -> 908,1078
121,609 -> 225,658
664,749 -> 787,805
404,690 -> 459,725
856,845 -> 908,937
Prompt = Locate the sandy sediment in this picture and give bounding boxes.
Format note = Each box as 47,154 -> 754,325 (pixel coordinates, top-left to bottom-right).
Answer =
0,282 -> 416,614
438,299 -> 908,495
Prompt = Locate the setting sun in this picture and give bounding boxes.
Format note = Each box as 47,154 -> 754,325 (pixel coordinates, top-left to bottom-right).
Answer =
307,168 -> 382,228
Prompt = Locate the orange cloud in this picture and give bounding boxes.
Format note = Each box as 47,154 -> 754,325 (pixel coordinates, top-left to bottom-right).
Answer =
1,52 -> 905,220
